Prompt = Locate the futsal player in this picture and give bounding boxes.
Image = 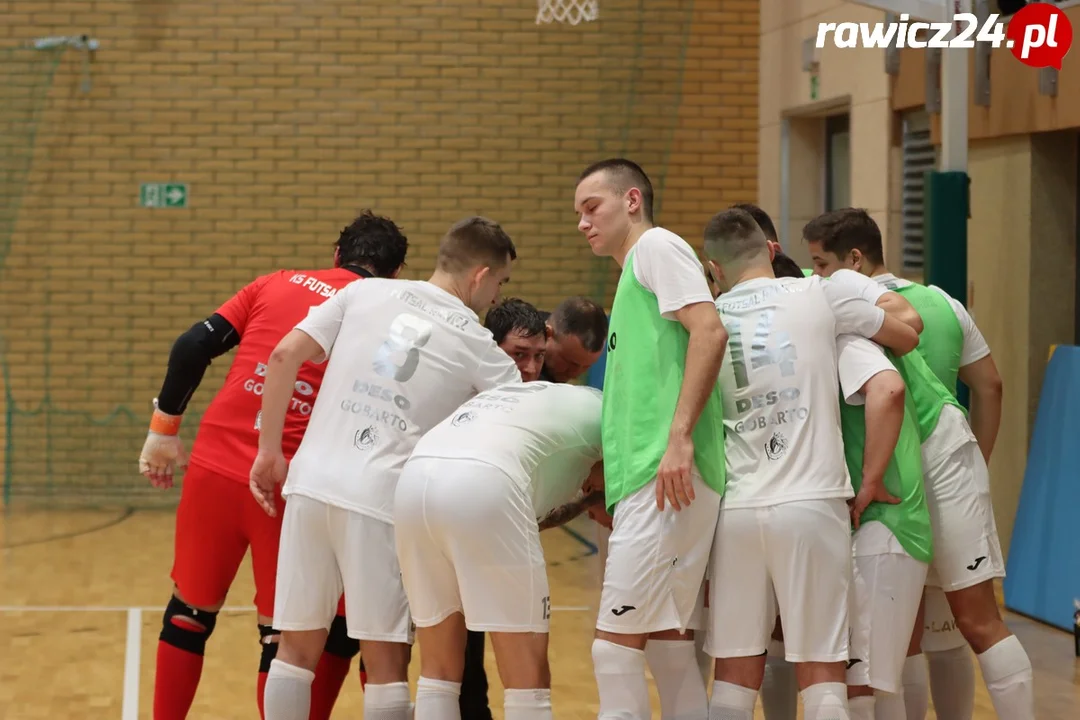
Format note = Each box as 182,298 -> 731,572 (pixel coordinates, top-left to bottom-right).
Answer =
395,380 -> 606,720
574,158 -> 728,719
137,211 -> 408,720
485,298 -> 548,382
701,208 -> 920,720
537,295 -> 609,383
806,208 -> 1033,720
251,216 -> 522,720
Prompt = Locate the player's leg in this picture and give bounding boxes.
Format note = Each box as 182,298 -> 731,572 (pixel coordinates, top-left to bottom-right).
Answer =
926,441 -> 1033,718
308,603 -> 360,720
263,495 -> 343,720
768,500 -> 852,720
158,465 -> 249,720
705,505 -> 773,720
897,595 -> 930,720
919,585 -> 973,720
596,473 -> 719,720
645,580 -> 708,720
846,523 -> 928,720
460,631 -> 493,720
758,617 -> 798,720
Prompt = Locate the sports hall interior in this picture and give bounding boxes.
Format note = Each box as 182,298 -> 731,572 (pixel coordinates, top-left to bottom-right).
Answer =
2,0 -> 1079,717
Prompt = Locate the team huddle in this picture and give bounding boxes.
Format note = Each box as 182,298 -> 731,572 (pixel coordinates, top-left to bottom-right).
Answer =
139,158 -> 1033,720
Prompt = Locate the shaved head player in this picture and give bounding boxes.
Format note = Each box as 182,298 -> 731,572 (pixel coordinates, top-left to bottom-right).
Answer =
137,211 -> 408,720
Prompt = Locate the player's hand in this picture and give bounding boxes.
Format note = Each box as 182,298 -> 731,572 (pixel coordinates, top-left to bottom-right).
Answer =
849,475 -> 901,529
139,432 -> 188,489
249,450 -> 287,517
587,504 -> 614,530
656,432 -> 695,511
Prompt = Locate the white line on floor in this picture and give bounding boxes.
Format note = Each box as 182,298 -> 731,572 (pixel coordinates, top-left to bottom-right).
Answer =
122,608 -> 142,720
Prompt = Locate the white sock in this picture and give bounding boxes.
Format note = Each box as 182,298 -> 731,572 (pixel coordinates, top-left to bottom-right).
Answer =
975,635 -> 1035,720
645,639 -> 709,719
263,659 -> 315,720
694,632 -> 713,686
592,639 -> 651,719
900,655 -> 929,720
848,695 -> 875,720
365,681 -> 413,720
758,647 -> 798,720
504,688 -> 553,720
414,677 -> 460,720
873,690 -> 906,720
800,682 -> 850,720
708,680 -> 757,720
924,646 -> 974,719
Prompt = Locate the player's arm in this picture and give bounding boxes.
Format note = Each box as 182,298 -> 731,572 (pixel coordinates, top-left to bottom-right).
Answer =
837,336 -> 903,527
875,292 -> 924,334
538,461 -> 606,531
472,335 -> 525,390
824,270 -> 919,355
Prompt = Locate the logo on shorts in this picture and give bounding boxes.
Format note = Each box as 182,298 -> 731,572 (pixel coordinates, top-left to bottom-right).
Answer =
354,426 -> 378,451
966,555 -> 987,571
845,658 -> 863,670
452,411 -> 476,427
764,431 -> 788,461
611,604 -> 636,616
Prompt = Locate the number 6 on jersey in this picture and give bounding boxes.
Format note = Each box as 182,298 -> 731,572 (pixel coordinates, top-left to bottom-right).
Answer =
374,314 -> 433,383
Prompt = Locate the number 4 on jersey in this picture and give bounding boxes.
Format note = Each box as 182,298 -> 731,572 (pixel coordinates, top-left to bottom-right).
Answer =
728,309 -> 798,389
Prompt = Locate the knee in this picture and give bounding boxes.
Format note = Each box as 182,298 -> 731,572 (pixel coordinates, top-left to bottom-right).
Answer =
324,615 -> 360,660
362,641 -> 411,682
259,624 -> 280,673
159,596 -> 219,656
952,609 -> 1006,653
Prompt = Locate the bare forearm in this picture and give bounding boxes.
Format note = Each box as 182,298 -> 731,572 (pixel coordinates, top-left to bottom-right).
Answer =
670,327 -> 727,437
861,388 -> 904,484
538,489 -> 605,531
969,388 -> 1002,462
257,352 -> 302,453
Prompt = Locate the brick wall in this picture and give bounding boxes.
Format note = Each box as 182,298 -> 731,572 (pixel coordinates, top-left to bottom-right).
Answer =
0,0 -> 756,497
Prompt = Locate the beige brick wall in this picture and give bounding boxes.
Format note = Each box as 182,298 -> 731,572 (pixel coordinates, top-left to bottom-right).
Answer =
0,0 -> 756,498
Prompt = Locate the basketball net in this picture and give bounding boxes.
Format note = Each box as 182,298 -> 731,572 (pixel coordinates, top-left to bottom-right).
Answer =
536,0 -> 599,25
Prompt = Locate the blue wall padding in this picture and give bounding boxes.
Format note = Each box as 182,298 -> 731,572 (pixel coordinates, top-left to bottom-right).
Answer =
1004,345 -> 1080,632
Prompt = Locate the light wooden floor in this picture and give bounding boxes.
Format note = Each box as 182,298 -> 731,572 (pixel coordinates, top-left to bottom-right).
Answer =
1,508 -> 1078,718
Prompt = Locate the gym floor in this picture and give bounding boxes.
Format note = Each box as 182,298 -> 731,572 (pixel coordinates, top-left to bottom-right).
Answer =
1,508 -> 1076,718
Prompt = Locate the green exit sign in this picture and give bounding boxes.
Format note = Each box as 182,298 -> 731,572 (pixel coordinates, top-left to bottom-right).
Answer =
140,182 -> 188,208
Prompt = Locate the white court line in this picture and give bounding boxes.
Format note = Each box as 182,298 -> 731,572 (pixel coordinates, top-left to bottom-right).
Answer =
0,604 -> 592,613
122,608 -> 142,720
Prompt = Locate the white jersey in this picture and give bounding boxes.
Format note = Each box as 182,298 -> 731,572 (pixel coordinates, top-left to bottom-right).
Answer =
409,381 -> 603,519
715,271 -> 887,508
284,278 -> 522,521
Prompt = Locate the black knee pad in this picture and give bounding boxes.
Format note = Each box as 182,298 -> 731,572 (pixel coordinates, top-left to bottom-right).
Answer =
259,624 -> 280,673
324,614 -> 360,659
159,596 -> 218,655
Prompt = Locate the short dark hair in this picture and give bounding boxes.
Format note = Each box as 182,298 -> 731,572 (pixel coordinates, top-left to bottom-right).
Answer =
436,216 -> 517,274
335,210 -> 409,278
549,296 -> 609,353
801,208 -> 884,265
577,158 -> 654,224
771,251 -> 804,279
730,203 -> 778,243
485,298 -> 545,344
703,207 -> 768,264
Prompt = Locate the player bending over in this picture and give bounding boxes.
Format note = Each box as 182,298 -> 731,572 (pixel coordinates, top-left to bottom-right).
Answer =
137,211 -> 408,720
701,208 -> 919,720
250,216 -> 522,720
395,380 -> 606,719
537,296 -> 609,383
807,208 -> 1032,720
575,158 -> 728,720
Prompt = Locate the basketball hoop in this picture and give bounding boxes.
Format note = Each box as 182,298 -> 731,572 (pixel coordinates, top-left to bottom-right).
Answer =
536,0 -> 599,25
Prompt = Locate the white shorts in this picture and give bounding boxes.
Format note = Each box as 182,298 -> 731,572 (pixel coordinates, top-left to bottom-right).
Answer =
596,471 -> 719,635
920,585 -> 966,652
705,498 -> 850,663
394,456 -> 550,633
847,522 -> 929,693
273,493 -> 413,643
924,438 -> 1005,592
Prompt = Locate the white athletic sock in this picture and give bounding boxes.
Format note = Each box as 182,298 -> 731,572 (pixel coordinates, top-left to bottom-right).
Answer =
924,646 -> 974,719
695,632 -> 713,685
758,644 -> 798,720
365,681 -> 412,720
848,695 -> 875,720
873,690 -> 907,720
263,659 -> 315,720
708,680 -> 757,720
414,677 -> 460,720
645,639 -> 709,719
900,655 -> 929,720
504,688 -> 553,720
800,682 -> 850,720
592,639 -> 651,719
975,635 -> 1035,720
